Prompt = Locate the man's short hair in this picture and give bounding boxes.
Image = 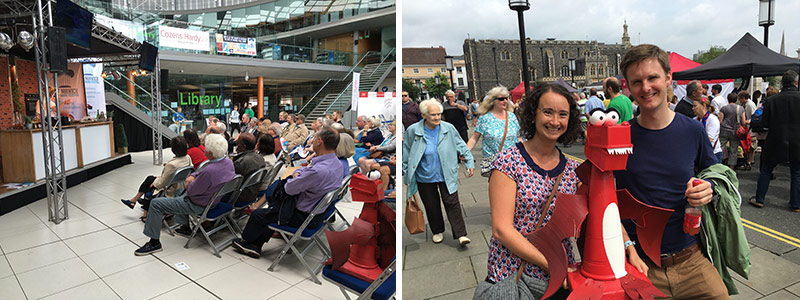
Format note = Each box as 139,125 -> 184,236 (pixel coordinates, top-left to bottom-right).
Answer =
782,70 -> 799,88
620,44 -> 671,81
257,133 -> 275,154
701,83 -> 709,91
317,127 -> 340,151
445,89 -> 455,96
590,88 -> 598,96
686,80 -> 701,98
737,90 -> 750,100
296,114 -> 305,122
605,78 -> 621,94
204,134 -> 228,159
727,92 -> 739,103
712,84 -> 722,93
237,132 -> 256,151
208,125 -> 223,134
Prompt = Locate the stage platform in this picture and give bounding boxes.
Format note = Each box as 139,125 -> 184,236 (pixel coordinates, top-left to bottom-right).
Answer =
0,153 -> 132,216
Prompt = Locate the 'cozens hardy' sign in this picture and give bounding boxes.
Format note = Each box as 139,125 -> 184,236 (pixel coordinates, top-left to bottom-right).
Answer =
159,25 -> 209,51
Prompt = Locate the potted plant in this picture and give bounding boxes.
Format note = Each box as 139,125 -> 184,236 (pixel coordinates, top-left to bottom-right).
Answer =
115,123 -> 128,153
23,115 -> 32,129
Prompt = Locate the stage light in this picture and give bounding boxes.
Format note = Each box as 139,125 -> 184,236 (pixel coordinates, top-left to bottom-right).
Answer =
17,30 -> 34,51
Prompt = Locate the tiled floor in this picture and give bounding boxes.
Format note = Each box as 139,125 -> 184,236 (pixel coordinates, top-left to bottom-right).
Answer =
0,151 -> 368,300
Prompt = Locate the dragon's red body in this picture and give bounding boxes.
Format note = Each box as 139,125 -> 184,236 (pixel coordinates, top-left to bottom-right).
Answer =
526,113 -> 675,299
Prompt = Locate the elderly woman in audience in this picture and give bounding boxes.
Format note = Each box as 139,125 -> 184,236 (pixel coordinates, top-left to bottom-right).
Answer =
358,119 -> 396,173
336,130 -> 357,178
134,134 -> 236,255
121,136 -> 192,222
268,122 -> 284,155
356,116 -> 384,147
184,129 -> 208,169
243,134 -> 279,213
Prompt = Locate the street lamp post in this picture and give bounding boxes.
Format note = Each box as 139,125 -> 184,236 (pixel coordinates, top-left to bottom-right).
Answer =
759,0 -> 775,47
509,0 -> 531,95
568,57 -> 576,87
445,55 -> 455,89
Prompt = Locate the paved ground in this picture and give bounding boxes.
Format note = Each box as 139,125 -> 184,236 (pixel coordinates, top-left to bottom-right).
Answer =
402,127 -> 800,300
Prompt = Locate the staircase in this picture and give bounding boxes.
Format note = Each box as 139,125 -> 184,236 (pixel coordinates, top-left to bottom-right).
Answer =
303,58 -> 396,127
105,92 -> 177,141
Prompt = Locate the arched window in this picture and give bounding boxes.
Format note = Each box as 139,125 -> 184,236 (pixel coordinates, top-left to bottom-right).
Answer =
598,64 -> 604,76
590,65 -> 596,76
584,50 -> 590,57
561,66 -> 570,77
527,51 -> 532,61
561,50 -> 569,59
529,67 -> 536,81
501,50 -> 511,61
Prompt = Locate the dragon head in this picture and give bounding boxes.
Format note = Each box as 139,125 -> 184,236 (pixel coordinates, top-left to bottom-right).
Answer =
584,108 -> 633,172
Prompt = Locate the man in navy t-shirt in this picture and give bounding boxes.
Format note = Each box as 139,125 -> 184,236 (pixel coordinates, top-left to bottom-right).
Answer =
614,44 -> 727,299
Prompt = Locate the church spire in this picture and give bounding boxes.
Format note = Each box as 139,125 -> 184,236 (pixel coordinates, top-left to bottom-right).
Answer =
780,31 -> 786,56
622,20 -> 631,48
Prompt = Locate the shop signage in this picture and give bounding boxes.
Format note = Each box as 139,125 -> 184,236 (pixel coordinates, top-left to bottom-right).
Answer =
159,25 -> 209,51
179,92 -> 223,107
215,34 -> 256,56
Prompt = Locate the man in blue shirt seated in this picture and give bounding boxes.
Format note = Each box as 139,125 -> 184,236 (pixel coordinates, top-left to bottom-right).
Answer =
232,127 -> 343,259
613,44 -> 726,299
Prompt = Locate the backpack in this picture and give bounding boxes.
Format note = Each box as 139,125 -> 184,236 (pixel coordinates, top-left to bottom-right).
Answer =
265,178 -> 299,225
750,107 -> 766,133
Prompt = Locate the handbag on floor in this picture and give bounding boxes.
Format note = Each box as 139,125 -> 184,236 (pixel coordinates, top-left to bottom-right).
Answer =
480,111 -> 509,177
405,194 -> 425,234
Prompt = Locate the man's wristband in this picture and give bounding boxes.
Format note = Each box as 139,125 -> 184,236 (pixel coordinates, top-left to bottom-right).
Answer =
624,240 -> 636,248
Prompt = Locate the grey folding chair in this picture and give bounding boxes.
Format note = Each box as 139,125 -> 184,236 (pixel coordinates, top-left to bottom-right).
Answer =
267,188 -> 339,284
226,167 -> 266,234
157,166 -> 194,236
183,175 -> 243,257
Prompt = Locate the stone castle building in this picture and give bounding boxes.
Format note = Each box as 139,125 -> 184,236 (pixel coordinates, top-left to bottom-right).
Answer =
463,22 -> 633,99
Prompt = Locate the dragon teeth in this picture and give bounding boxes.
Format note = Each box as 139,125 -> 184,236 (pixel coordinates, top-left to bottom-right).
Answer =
606,147 -> 633,155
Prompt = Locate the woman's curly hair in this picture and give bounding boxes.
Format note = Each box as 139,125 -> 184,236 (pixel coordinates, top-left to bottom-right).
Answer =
517,82 -> 582,144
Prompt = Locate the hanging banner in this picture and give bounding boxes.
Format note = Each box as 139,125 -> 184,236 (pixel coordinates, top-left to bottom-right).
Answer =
215,34 -> 256,56
357,91 -> 396,121
158,25 -> 209,51
56,63 -> 86,120
83,63 -> 107,117
351,72 -> 360,111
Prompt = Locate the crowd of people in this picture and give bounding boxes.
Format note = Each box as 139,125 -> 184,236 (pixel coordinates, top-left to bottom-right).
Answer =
124,106 -> 396,258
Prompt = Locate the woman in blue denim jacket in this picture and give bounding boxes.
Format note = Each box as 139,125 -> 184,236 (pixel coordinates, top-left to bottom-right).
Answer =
404,99 -> 475,247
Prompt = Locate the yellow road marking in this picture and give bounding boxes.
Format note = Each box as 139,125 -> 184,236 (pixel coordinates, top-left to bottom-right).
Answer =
565,153 -> 799,248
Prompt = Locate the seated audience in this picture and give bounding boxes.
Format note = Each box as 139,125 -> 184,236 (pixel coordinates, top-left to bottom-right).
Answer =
336,130 -> 357,178
269,123 -> 284,155
121,136 -> 192,221
243,134 -> 279,213
358,120 -> 396,174
184,129 -> 208,169
231,128 -> 343,258
357,116 -> 384,147
134,134 -> 236,255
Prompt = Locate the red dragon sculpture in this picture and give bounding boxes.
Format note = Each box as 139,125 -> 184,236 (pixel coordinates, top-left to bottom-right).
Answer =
526,109 -> 675,299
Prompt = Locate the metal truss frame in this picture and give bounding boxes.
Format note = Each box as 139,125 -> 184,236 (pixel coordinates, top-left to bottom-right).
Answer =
32,0 -> 68,223
150,58 -> 162,165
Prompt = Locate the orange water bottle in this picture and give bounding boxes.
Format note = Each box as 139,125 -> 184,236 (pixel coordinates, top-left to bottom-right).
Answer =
683,179 -> 703,235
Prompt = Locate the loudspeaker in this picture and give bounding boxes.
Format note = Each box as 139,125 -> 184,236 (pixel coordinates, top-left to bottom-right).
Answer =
48,26 -> 68,73
160,69 -> 169,93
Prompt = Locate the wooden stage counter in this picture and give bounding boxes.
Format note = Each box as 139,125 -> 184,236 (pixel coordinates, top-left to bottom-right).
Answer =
1,121 -> 115,182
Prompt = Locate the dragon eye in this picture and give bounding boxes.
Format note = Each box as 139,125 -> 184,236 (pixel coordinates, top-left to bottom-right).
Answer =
589,110 -> 606,126
605,111 -> 620,125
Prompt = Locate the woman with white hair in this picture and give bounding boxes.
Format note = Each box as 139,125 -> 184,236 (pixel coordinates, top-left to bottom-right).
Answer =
356,116 -> 384,147
404,99 -> 474,247
467,86 -> 521,177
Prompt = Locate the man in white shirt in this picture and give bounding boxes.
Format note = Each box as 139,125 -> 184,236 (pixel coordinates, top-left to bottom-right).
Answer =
710,84 -> 726,115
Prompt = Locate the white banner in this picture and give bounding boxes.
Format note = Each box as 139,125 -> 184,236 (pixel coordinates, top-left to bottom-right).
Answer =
357,92 -> 396,121
351,72 -> 360,111
83,63 -> 107,117
159,25 -> 209,51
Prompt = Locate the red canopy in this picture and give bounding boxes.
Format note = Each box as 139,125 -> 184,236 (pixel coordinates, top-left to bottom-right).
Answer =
510,82 -> 525,103
669,52 -> 733,85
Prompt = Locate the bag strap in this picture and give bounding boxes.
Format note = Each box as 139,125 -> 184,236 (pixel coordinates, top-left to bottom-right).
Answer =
498,111 -> 509,152
516,170 -> 565,283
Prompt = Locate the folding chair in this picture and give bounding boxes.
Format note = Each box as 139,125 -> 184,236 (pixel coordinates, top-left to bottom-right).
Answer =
183,175 -> 243,257
155,166 -> 194,236
226,167 -> 266,234
329,174 -> 355,231
322,258 -> 396,300
267,175 -> 351,284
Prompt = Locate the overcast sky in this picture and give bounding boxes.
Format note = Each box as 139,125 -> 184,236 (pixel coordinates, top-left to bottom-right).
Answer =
401,0 -> 800,59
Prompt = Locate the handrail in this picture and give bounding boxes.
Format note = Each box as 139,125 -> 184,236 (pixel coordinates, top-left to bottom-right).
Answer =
344,51 -> 378,80
297,78 -> 333,115
370,48 -> 395,77
325,82 -> 353,115
113,71 -> 180,118
104,78 -> 173,126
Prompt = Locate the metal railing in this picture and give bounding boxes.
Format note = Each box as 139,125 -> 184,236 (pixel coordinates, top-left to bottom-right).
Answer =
296,51 -> 378,115
370,48 -> 395,77
325,82 -> 353,115
103,77 -> 176,128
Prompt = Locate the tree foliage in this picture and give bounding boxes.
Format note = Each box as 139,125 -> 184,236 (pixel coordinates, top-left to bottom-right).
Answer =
695,46 -> 727,64
423,72 -> 451,100
402,78 -> 422,102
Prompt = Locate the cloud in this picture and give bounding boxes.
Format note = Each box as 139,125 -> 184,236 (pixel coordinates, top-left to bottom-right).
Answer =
402,0 -> 800,59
